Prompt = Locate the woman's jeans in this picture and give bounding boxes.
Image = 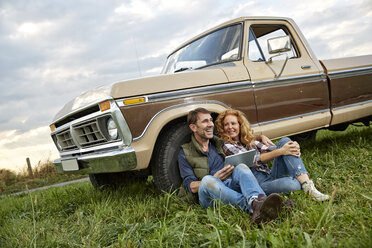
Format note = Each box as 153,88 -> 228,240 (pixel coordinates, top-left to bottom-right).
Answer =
198,164 -> 264,213
252,137 -> 308,195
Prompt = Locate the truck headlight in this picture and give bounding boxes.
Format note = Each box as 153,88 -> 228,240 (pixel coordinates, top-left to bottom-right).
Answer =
107,118 -> 118,140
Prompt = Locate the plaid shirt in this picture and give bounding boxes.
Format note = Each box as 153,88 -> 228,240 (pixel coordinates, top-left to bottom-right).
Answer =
223,140 -> 277,174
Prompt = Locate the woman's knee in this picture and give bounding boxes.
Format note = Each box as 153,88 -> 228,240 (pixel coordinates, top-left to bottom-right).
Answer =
278,137 -> 292,147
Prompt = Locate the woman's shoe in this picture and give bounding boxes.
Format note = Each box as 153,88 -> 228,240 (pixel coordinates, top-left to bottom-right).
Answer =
302,180 -> 330,201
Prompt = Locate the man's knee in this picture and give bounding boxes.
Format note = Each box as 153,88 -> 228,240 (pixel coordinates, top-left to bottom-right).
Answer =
200,175 -> 219,192
234,164 -> 255,179
235,163 -> 250,171
235,163 -> 253,174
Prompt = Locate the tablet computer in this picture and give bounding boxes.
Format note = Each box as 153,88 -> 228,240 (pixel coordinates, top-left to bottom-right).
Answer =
224,149 -> 256,167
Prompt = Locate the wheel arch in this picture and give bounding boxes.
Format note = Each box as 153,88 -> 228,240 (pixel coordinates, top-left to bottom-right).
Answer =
130,101 -> 229,171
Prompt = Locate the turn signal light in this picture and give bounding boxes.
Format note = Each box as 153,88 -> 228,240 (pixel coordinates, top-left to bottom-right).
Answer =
50,124 -> 56,132
123,97 -> 146,105
99,100 -> 111,112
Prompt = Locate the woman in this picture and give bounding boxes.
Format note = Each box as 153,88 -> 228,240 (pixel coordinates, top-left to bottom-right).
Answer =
215,109 -> 329,201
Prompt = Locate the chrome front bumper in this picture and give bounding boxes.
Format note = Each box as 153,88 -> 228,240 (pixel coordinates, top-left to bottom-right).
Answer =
54,147 -> 137,174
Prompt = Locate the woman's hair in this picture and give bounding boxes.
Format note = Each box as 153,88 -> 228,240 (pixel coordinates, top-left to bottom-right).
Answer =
215,109 -> 255,146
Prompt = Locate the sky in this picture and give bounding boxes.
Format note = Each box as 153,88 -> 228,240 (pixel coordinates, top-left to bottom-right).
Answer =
0,0 -> 371,172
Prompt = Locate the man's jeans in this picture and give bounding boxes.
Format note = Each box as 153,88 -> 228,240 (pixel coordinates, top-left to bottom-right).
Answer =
198,164 -> 264,213
253,137 -> 308,195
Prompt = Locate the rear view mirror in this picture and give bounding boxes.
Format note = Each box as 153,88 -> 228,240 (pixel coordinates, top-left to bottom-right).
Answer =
268,36 -> 291,54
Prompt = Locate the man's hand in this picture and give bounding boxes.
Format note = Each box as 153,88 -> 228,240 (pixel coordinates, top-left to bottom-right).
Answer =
213,165 -> 234,181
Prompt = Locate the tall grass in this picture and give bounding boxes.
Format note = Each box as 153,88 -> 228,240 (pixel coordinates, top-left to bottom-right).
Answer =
0,125 -> 371,247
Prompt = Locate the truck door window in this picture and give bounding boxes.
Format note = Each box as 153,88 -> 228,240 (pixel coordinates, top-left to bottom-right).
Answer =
248,25 -> 298,62
162,23 -> 243,74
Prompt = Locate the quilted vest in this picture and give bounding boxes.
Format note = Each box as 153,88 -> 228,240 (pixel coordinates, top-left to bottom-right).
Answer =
181,135 -> 226,180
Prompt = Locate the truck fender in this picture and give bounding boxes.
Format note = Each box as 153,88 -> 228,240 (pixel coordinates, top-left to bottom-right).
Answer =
130,101 -> 229,171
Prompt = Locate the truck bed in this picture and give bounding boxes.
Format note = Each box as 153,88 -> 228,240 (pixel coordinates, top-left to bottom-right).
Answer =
320,54 -> 372,126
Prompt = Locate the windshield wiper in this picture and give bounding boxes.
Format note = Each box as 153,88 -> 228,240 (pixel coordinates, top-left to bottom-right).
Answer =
174,67 -> 192,73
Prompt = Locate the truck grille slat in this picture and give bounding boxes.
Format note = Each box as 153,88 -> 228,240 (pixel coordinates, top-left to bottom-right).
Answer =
75,119 -> 107,147
56,130 -> 78,151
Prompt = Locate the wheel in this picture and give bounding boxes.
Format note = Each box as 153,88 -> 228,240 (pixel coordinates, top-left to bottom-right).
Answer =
290,130 -> 317,143
89,171 -> 148,189
151,122 -> 191,192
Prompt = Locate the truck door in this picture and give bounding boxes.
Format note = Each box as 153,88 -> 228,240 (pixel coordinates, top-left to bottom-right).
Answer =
243,20 -> 331,138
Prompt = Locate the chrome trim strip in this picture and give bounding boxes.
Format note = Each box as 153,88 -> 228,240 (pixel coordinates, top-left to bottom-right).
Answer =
332,99 -> 372,111
116,73 -> 326,107
252,73 -> 327,88
52,110 -> 105,134
258,109 -> 330,126
133,100 -> 230,141
56,147 -> 135,162
58,141 -> 124,157
328,66 -> 372,79
116,81 -> 253,107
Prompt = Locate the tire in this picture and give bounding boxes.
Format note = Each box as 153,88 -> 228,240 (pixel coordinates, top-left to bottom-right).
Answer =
290,130 -> 317,143
89,171 -> 148,189
151,122 -> 191,192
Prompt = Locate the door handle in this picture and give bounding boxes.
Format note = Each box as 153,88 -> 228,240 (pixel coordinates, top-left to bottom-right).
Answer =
301,65 -> 311,69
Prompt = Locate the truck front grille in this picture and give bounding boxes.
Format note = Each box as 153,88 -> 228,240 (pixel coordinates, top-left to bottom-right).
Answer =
74,119 -> 107,147
53,115 -> 119,152
56,129 -> 78,151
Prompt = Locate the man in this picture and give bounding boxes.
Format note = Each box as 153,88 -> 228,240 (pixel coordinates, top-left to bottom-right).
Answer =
178,107 -> 284,223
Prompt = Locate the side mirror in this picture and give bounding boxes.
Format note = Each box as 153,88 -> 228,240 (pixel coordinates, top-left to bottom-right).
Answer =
265,35 -> 291,79
268,36 -> 291,54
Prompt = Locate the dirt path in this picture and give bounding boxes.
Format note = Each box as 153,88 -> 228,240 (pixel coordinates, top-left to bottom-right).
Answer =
7,177 -> 90,197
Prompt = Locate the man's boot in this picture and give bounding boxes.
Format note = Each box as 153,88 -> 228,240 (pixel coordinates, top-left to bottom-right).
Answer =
251,193 -> 283,223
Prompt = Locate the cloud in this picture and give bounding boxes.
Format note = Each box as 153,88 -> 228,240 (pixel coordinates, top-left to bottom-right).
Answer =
0,126 -> 58,172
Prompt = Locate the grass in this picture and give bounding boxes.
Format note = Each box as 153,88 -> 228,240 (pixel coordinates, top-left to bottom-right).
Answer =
0,124 -> 371,247
0,159 -> 87,195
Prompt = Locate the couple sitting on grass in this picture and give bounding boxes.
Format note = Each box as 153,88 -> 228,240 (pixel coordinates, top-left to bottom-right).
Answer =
178,107 -> 329,224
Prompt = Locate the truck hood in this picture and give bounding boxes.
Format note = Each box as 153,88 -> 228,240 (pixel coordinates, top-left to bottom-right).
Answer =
52,68 -> 228,123
53,84 -> 113,122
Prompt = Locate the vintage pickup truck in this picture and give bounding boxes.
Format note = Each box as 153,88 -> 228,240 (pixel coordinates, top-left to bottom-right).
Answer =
49,17 -> 372,191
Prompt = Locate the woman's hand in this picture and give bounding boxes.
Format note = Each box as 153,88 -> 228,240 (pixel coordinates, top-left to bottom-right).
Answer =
280,141 -> 301,157
257,135 -> 275,146
261,135 -> 275,146
214,165 -> 234,181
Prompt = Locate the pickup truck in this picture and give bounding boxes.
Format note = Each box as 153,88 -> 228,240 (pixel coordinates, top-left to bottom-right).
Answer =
49,17 -> 372,191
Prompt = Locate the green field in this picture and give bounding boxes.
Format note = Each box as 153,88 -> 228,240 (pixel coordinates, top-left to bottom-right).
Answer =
0,125 -> 371,247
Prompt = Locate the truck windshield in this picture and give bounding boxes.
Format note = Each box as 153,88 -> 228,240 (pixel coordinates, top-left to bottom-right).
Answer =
162,23 -> 243,74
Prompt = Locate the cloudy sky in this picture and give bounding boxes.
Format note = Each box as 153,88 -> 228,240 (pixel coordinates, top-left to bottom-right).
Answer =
0,0 -> 371,172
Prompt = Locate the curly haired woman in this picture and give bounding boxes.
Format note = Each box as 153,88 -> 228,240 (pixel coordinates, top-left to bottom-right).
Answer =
215,109 -> 329,201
